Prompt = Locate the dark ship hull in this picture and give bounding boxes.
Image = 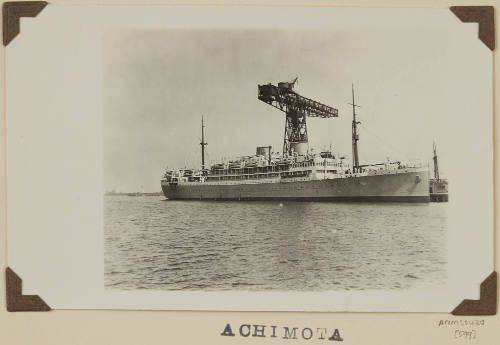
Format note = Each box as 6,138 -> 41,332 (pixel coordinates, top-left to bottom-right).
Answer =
161,168 -> 430,202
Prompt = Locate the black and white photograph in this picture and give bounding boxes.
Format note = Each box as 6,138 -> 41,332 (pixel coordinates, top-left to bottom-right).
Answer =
2,3 -> 499,345
4,5 -> 493,312
103,27 -> 452,292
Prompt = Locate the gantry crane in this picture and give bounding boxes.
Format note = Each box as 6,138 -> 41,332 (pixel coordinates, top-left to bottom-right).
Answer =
258,78 -> 339,156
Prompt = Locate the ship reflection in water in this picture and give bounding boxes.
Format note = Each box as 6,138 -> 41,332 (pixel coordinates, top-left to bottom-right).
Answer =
104,195 -> 447,291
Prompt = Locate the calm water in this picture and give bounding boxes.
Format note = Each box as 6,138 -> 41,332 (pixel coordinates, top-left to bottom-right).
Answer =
104,195 -> 447,291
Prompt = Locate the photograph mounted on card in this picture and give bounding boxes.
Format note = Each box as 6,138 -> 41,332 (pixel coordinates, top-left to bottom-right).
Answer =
3,3 -> 495,312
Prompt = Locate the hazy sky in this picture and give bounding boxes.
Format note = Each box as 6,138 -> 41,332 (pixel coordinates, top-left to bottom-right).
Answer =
103,28 -> 450,192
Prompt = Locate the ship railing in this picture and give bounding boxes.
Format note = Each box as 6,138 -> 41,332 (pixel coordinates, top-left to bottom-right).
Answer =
358,160 -> 424,171
209,165 -> 295,176
205,172 -> 281,182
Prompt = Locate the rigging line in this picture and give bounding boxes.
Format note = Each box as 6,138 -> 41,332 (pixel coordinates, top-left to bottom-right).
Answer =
185,140 -> 199,168
360,132 -> 406,159
358,124 -> 411,158
206,151 -> 212,167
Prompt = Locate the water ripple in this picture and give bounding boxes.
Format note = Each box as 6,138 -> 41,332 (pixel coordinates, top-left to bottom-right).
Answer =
104,196 -> 448,291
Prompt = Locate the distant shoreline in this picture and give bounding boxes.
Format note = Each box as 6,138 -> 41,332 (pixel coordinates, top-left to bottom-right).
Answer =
105,192 -> 163,197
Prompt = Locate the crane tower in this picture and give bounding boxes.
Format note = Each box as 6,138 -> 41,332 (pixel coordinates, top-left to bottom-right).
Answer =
258,79 -> 339,156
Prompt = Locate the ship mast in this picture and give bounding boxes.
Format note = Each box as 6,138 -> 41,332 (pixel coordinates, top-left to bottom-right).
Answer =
433,141 -> 440,180
200,116 -> 208,170
349,84 -> 361,171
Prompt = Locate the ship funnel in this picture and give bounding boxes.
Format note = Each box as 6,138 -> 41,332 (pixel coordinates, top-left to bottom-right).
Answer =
256,146 -> 273,163
290,142 -> 308,155
256,146 -> 272,156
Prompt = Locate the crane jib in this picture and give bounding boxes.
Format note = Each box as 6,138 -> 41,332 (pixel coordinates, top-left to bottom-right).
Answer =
257,81 -> 339,156
257,83 -> 338,118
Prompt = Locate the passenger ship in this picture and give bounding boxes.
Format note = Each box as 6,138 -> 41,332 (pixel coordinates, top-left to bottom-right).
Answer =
161,81 -> 430,202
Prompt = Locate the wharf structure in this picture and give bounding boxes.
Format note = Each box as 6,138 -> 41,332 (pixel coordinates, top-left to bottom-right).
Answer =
429,142 -> 449,202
